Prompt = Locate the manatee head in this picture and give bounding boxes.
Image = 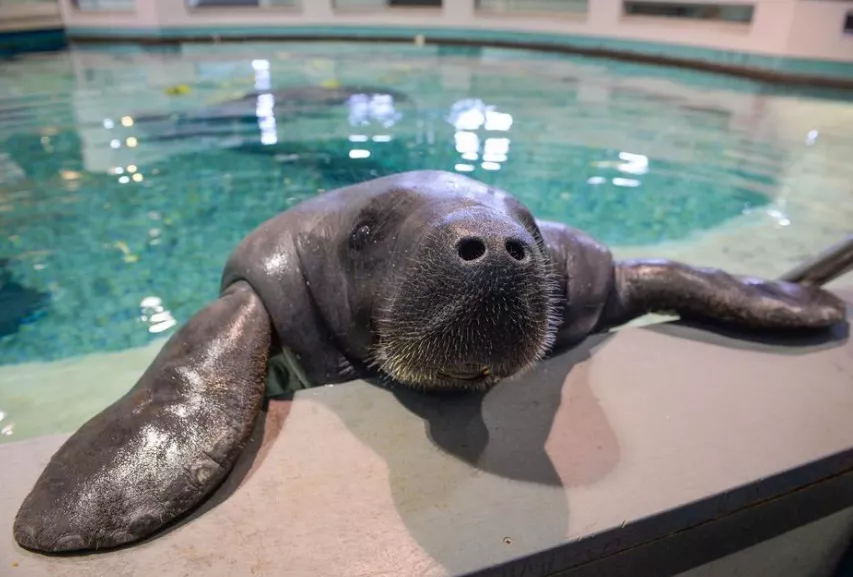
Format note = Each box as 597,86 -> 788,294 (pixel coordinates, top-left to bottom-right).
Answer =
341,171 -> 560,392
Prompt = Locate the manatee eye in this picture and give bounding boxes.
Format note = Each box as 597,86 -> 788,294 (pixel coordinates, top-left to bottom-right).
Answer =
349,223 -> 372,251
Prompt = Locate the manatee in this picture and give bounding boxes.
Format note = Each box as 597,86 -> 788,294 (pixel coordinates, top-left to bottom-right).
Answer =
132,83 -> 410,144
0,259 -> 49,338
12,170 -> 847,553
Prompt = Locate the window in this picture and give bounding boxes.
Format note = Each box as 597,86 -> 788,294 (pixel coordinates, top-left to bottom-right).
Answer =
74,0 -> 134,11
476,0 -> 588,14
334,0 -> 440,7
186,0 -> 298,7
387,0 -> 442,5
623,2 -> 754,23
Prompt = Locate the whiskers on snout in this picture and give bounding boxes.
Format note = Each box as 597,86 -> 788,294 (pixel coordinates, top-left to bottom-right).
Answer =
368,241 -> 562,392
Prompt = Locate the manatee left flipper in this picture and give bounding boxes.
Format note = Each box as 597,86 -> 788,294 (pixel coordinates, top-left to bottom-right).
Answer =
600,259 -> 848,331
13,280 -> 273,553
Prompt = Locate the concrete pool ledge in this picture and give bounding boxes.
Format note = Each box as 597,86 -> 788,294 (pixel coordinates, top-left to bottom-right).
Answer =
2,287 -> 853,576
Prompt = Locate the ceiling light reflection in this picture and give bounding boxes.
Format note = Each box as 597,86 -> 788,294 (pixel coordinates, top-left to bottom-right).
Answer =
140,296 -> 177,334
482,137 -> 509,163
767,208 -> 791,226
455,131 -> 479,155
447,98 -> 513,132
253,59 -> 278,146
617,151 -> 649,175
448,99 -> 513,173
347,93 -> 401,128
612,177 -> 641,188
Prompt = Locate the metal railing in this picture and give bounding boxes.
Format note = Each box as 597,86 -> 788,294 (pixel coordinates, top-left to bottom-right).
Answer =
780,235 -> 853,287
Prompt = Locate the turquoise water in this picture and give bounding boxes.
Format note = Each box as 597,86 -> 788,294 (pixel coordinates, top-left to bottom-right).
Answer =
0,41 -> 851,368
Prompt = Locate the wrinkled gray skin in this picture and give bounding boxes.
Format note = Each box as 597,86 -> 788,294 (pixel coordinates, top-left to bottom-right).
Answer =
13,170 -> 847,554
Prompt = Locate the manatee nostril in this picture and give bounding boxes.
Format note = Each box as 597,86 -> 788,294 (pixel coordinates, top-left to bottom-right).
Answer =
457,237 -> 487,261
505,239 -> 526,261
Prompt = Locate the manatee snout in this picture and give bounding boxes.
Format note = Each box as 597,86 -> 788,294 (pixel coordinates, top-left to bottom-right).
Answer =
374,208 -> 558,391
447,219 -> 535,270
429,210 -> 545,314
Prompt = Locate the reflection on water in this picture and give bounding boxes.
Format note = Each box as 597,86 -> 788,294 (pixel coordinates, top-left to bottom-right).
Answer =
251,59 -> 278,146
0,408 -> 13,437
448,98 -> 513,172
0,41 -> 852,370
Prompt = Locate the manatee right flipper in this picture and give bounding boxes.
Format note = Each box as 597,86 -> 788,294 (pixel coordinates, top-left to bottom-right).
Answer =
13,280 -> 273,553
600,259 -> 847,331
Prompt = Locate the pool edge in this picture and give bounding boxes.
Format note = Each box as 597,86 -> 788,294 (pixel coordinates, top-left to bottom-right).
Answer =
64,25 -> 853,90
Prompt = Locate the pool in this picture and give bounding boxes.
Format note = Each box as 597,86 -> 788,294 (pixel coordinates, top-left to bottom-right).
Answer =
1,40 -> 852,443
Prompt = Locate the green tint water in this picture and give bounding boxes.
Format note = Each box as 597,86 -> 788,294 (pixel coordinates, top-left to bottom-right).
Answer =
0,41 -> 850,373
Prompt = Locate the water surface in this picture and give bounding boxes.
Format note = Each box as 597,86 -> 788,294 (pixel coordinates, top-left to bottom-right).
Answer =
1,41 -> 852,440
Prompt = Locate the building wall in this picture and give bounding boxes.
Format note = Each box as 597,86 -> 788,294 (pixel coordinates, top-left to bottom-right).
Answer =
0,0 -> 61,33
48,0 -> 853,65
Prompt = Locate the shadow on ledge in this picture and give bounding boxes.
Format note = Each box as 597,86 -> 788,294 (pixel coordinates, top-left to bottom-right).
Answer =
379,332 -> 619,487
645,315 -> 850,354
331,332 -> 620,574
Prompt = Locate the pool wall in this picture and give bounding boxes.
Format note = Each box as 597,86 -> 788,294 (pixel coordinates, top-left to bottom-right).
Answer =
42,0 -> 853,87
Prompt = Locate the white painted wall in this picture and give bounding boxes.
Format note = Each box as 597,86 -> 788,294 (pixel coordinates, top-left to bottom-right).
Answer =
785,1 -> 853,61
45,0 -> 853,64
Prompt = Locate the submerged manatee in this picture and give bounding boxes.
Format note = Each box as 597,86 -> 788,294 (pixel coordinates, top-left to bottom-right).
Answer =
13,170 -> 847,553
134,83 -> 410,144
0,260 -> 49,338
